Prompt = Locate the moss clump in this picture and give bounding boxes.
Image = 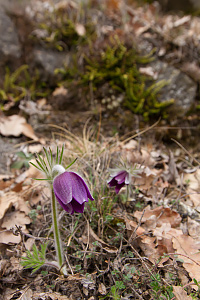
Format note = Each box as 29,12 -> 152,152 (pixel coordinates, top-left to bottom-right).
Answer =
0,65 -> 50,110
79,38 -> 173,119
33,5 -> 95,51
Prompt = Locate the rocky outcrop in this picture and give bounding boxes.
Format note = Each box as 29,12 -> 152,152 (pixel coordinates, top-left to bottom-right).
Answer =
151,60 -> 197,116
0,11 -> 21,68
0,0 -> 198,118
27,48 -> 70,84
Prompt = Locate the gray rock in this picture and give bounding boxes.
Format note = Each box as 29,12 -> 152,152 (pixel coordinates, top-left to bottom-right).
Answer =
0,11 -> 21,63
151,60 -> 197,116
28,48 -> 70,84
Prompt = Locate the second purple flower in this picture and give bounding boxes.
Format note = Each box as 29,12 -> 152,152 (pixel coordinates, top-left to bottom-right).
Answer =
108,169 -> 130,194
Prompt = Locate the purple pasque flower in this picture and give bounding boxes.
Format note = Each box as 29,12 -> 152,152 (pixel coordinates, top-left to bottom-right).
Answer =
108,169 -> 130,194
53,170 -> 94,215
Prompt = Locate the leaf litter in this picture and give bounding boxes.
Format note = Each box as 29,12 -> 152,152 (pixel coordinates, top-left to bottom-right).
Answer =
1,122 -> 200,299
1,0 -> 200,299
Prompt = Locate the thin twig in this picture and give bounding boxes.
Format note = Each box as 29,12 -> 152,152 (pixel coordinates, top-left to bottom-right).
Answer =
128,209 -> 146,243
167,252 -> 200,267
171,138 -> 200,166
64,253 -> 74,275
130,286 -> 144,300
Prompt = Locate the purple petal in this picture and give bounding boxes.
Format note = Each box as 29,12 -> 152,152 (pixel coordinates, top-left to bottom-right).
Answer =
108,175 -> 126,193
115,171 -> 127,184
69,172 -> 94,204
108,177 -> 117,187
53,172 -> 72,204
56,196 -> 74,214
71,199 -> 85,213
115,182 -> 125,194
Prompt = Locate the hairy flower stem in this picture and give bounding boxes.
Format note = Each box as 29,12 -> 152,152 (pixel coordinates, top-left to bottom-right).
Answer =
51,185 -> 67,275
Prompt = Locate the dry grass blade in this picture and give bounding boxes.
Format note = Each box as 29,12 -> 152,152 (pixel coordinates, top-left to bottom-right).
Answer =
120,118 -> 160,144
171,138 -> 200,166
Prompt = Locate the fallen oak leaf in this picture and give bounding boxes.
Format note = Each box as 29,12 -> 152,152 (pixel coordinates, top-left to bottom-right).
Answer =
0,191 -> 20,220
172,234 -> 200,288
0,114 -> 38,141
125,218 -> 169,265
134,206 -> 182,229
0,191 -> 30,219
172,285 -> 193,300
183,169 -> 200,209
0,210 -> 31,244
2,211 -> 31,231
0,230 -> 21,244
120,141 -> 156,167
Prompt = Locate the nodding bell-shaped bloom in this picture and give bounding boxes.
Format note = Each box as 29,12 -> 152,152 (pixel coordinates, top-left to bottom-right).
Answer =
53,166 -> 94,214
108,169 -> 130,194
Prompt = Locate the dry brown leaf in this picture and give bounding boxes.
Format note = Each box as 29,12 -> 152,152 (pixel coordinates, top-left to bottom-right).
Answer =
125,218 -> 168,265
28,144 -> 43,154
0,191 -> 20,220
134,206 -> 181,229
138,235 -> 163,263
121,141 -> 155,167
24,238 -> 35,251
172,234 -> 200,285
0,192 -> 31,244
173,285 -> 193,300
153,224 -> 182,254
0,191 -> 30,220
0,174 -> 14,190
0,231 -> 21,244
52,86 -> 68,97
126,209 -> 183,263
125,219 -> 145,237
133,173 -> 155,192
184,170 -> 200,208
0,115 -> 38,140
2,211 -> 31,230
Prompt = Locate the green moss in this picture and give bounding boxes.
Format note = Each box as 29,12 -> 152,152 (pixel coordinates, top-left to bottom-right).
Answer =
32,5 -> 95,51
79,38 -> 173,120
0,65 -> 50,110
55,37 -> 173,119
